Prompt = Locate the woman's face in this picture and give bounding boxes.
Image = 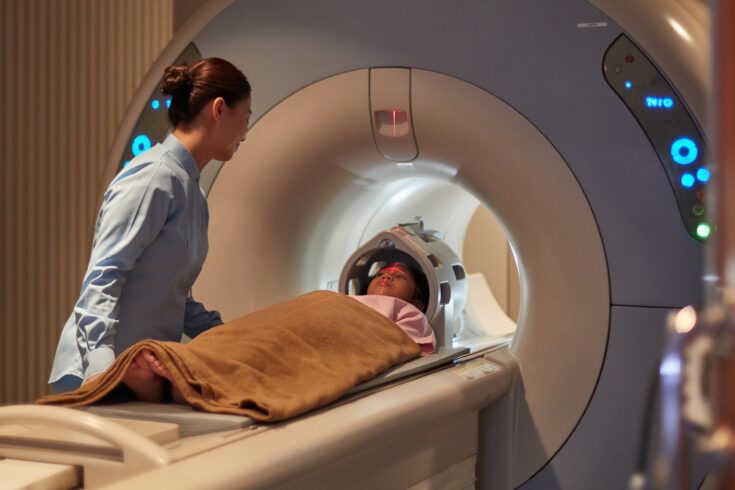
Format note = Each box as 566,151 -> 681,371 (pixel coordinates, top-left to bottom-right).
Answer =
215,96 -> 252,162
366,264 -> 417,303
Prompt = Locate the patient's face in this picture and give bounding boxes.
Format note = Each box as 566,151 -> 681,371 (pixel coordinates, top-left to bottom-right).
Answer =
366,263 -> 417,303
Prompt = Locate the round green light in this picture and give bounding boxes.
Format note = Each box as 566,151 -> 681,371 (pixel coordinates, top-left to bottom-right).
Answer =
696,223 -> 711,239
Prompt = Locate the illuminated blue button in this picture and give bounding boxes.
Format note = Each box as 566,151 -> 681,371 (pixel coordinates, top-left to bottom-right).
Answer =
670,137 -> 698,165
166,99 -> 171,108
696,167 -> 711,183
681,173 -> 695,188
663,97 -> 673,108
132,134 -> 151,156
151,99 -> 160,110
624,81 -> 632,89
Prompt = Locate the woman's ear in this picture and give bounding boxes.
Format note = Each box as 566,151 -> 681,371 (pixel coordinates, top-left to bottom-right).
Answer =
211,97 -> 226,122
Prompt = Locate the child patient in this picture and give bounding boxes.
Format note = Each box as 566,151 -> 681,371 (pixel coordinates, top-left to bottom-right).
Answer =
122,262 -> 436,403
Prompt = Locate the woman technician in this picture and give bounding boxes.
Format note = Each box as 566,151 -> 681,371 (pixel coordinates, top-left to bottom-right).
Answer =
49,58 -> 252,392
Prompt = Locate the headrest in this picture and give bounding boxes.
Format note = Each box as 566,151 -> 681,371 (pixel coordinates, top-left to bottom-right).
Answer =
339,221 -> 468,347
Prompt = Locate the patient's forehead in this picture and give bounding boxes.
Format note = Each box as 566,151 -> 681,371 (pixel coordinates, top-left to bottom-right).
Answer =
378,262 -> 413,276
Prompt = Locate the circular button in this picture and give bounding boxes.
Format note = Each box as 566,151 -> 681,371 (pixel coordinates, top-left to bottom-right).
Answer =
670,137 -> 699,165
696,223 -> 711,239
681,173 -> 695,188
132,134 -> 152,156
696,167 -> 711,183
693,205 -> 704,216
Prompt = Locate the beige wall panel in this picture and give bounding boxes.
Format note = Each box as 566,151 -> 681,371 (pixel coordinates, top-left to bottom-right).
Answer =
462,205 -> 520,321
0,0 -> 173,404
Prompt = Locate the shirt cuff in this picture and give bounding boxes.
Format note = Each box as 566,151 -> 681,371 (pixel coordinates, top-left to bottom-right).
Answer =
84,346 -> 116,380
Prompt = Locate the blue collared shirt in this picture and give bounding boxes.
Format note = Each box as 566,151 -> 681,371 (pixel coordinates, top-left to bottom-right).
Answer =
49,134 -> 222,383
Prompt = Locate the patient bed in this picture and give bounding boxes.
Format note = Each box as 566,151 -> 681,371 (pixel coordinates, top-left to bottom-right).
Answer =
0,345 -> 509,489
0,225 -> 512,488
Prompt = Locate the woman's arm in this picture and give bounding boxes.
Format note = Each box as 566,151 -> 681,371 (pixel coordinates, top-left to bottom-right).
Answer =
183,296 -> 223,338
75,163 -> 175,380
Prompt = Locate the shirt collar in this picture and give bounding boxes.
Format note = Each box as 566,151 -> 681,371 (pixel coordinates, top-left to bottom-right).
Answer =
162,133 -> 200,182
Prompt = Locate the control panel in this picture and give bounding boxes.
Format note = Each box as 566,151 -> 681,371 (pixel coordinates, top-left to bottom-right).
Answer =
603,35 -> 711,242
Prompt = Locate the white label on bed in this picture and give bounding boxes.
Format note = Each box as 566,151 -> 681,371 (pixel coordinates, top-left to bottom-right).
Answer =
455,359 -> 501,381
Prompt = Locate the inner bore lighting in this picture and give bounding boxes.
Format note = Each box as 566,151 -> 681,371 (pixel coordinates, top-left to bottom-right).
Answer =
374,109 -> 409,138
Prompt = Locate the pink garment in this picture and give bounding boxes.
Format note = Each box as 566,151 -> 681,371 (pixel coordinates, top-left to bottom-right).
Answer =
351,295 -> 436,354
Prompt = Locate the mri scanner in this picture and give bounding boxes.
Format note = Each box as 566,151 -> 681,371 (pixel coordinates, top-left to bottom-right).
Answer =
0,0 -> 714,488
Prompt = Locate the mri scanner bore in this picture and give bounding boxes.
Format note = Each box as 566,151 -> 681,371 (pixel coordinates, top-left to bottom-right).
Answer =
120,48 -> 521,353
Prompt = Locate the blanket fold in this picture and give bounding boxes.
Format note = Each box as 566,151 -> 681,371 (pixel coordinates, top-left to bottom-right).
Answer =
38,291 -> 421,421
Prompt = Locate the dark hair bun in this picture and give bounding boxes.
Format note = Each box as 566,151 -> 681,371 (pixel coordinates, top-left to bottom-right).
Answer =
160,57 -> 251,127
160,63 -> 193,99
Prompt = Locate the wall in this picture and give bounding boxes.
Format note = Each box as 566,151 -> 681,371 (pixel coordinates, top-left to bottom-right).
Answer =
0,0 -> 173,403
463,205 -> 520,321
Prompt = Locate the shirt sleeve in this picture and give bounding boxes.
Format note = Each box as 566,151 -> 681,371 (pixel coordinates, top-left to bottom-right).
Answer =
183,296 -> 224,338
75,164 -> 176,380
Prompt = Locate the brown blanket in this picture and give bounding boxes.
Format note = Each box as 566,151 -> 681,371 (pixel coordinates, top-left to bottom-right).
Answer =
38,291 -> 421,421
